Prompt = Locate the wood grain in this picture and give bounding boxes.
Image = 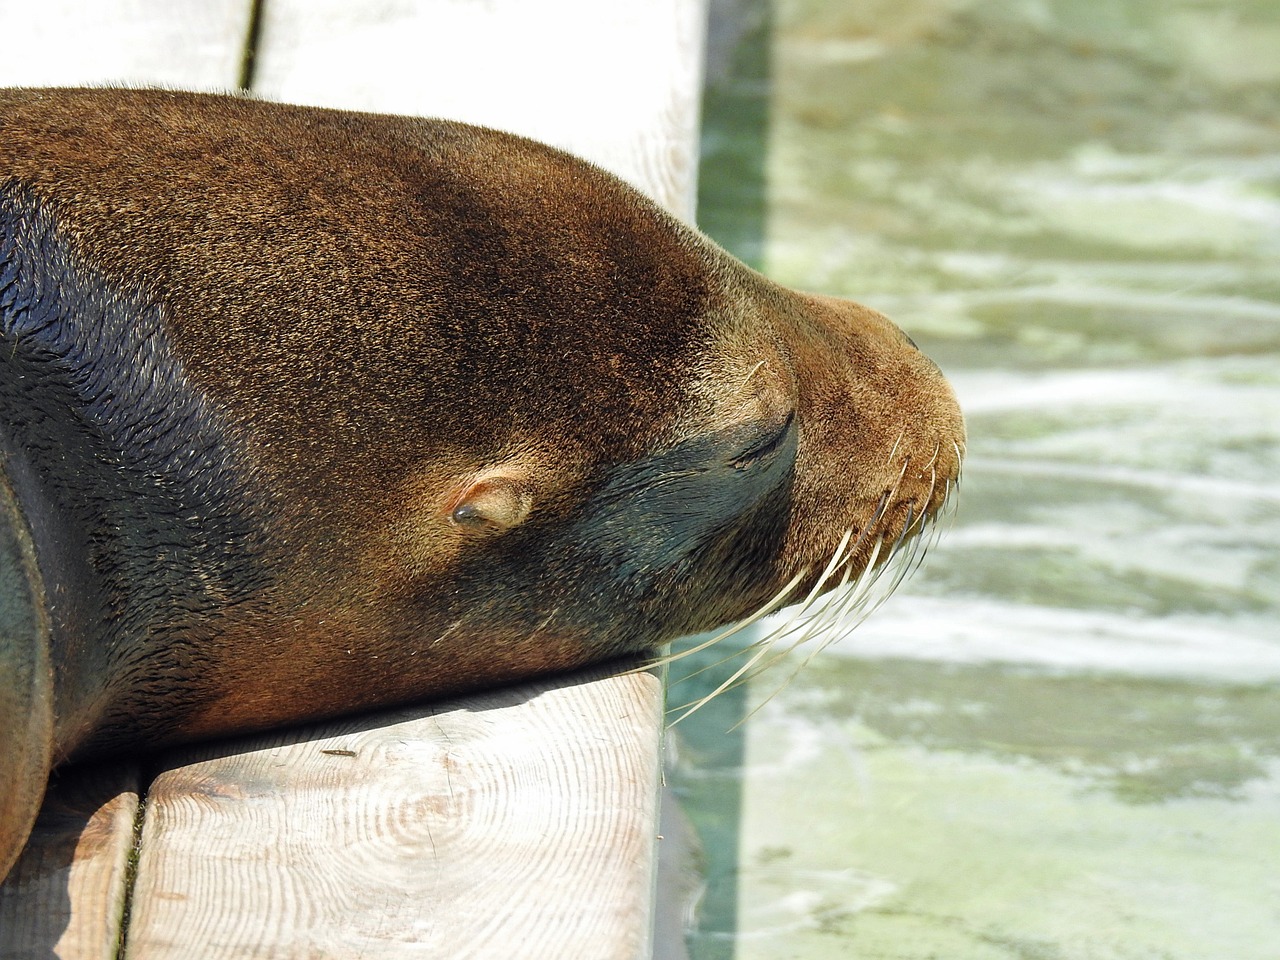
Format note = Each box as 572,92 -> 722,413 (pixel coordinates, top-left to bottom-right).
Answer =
1,2 -> 708,955
251,0 -> 710,217
0,764 -> 140,960
0,6 -> 243,959
124,665 -> 664,960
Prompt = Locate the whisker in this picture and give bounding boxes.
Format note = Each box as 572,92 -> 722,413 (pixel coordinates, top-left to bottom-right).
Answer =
818,542 -> 900,649
886,428 -> 905,465
672,635 -> 774,686
796,527 -> 856,610
942,477 -> 963,534
924,441 -> 941,471
724,542 -> 866,692
666,528 -> 860,696
741,536 -> 892,721
664,429 -> 964,728
772,533 -> 884,659
631,568 -> 807,675
878,514 -> 924,605
902,521 -> 937,585
668,638 -> 781,725
666,516 -> 880,718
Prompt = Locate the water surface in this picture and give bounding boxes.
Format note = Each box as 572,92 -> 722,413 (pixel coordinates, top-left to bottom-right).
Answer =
674,0 -> 1280,955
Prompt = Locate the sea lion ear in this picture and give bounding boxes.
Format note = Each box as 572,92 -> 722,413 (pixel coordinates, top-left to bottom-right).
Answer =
449,472 -> 533,533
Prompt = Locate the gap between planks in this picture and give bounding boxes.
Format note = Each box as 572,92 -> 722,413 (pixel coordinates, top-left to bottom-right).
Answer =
0,0 -> 708,955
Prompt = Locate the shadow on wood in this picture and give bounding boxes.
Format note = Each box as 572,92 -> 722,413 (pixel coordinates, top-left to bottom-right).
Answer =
0,764 -> 139,960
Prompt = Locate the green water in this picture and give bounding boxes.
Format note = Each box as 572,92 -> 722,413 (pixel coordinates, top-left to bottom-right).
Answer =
674,0 -> 1280,956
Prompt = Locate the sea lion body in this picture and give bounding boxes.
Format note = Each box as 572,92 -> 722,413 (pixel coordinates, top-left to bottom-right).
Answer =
0,88 -> 963,878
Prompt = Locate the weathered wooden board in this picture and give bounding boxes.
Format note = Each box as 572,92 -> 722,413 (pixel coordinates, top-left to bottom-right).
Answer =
0,764 -> 140,960
0,4 -> 247,957
0,0 -> 252,89
1,1 -> 709,956
251,0 -> 709,215
124,665 -> 665,960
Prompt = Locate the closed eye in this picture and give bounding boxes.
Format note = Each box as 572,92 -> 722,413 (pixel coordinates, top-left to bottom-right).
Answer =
732,411 -> 795,469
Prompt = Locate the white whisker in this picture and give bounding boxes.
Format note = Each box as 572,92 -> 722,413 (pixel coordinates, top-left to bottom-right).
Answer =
668,629 -> 784,724
887,428 -> 905,465
924,441 -> 941,471
743,536 -> 891,720
633,568 -> 807,675
741,359 -> 767,387
665,428 -> 964,728
671,527 -> 862,698
729,544 -> 864,689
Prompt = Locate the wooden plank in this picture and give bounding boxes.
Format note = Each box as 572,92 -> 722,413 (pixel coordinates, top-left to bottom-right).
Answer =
0,7 -> 246,959
251,0 -> 709,215
0,0 -> 252,90
0,764 -> 140,960
1,4 -> 707,956
118,4 -> 707,956
124,664 -> 664,960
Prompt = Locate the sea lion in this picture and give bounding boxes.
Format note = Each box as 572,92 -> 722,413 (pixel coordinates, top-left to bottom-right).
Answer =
0,87 -> 964,879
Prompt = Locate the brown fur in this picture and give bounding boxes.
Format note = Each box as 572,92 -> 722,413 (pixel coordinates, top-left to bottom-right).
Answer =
0,88 -> 963,879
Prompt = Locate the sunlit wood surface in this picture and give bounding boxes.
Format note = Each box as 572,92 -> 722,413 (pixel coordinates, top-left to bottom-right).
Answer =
0,0 -> 708,955
126,667 -> 664,960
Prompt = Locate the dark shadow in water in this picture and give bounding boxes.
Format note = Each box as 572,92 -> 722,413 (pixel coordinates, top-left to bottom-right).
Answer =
666,629 -> 756,960
676,2 -> 773,956
802,657 -> 1280,804
697,0 -> 773,271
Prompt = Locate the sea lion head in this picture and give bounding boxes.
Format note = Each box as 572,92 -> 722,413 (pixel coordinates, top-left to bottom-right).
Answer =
0,88 -> 963,879
304,172 -> 966,700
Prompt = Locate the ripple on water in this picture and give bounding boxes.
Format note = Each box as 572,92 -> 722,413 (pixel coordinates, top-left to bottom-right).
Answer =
683,0 -> 1280,955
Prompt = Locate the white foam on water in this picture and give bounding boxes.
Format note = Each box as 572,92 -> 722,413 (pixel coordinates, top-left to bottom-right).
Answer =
1027,174 -> 1280,227
952,362 -> 1280,416
964,457 -> 1280,505
947,359 -> 1280,492
973,284 -> 1280,322
988,146 -> 1280,254
812,596 -> 1280,683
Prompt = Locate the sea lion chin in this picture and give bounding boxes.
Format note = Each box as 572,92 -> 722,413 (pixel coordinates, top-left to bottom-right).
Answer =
0,87 -> 964,879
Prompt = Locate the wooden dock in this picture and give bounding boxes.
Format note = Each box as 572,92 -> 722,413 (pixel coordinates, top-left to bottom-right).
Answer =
0,1 -> 708,956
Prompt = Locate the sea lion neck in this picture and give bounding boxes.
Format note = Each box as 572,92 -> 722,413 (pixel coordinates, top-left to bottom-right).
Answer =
0,186 -> 274,754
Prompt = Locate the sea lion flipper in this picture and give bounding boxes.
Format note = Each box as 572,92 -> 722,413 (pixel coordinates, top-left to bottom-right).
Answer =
0,463 -> 54,881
